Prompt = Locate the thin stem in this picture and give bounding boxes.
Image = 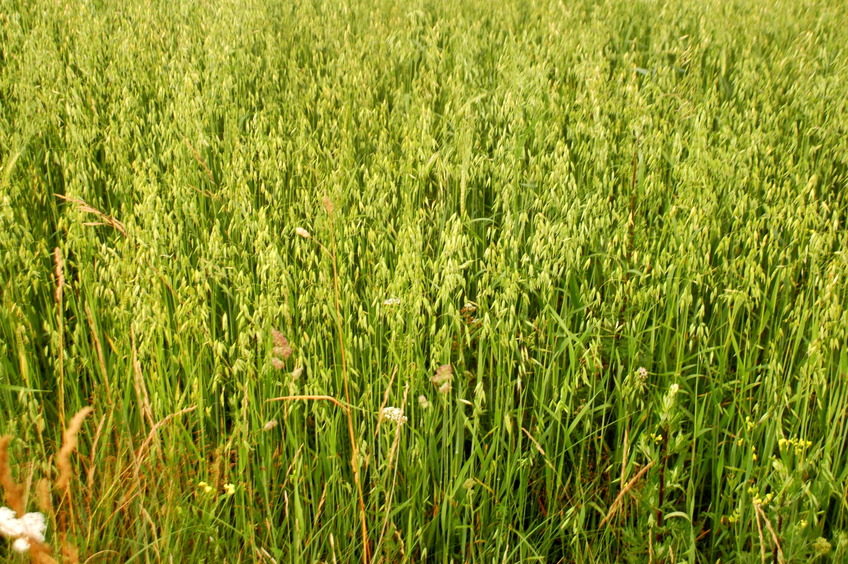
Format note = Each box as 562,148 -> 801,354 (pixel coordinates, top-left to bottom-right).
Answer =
325,205 -> 371,563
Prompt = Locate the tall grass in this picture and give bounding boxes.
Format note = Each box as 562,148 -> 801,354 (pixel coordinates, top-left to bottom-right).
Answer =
1,0 -> 847,561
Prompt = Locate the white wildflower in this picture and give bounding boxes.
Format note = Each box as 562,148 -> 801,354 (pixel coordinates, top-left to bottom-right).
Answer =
0,507 -> 22,538
383,297 -> 401,306
462,302 -> 476,313
12,538 -> 31,553
18,512 -> 46,543
637,366 -> 648,381
0,508 -> 47,554
380,407 -> 407,425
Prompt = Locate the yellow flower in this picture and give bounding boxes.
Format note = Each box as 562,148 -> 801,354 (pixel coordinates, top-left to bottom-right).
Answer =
197,481 -> 213,494
223,483 -> 236,496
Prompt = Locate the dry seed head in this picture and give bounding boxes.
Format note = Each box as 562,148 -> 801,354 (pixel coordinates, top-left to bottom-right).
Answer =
432,364 -> 453,395
272,331 -> 293,359
322,196 -> 335,214
36,479 -> 52,515
273,345 -> 293,359
262,420 -> 278,432
54,248 -> 64,303
294,227 -> 311,239
56,407 -> 94,491
431,364 -> 453,385
270,357 -> 285,371
0,436 -> 26,515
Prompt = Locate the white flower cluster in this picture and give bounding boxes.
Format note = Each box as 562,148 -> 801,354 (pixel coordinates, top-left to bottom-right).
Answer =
383,297 -> 401,306
0,507 -> 47,553
380,407 -> 407,425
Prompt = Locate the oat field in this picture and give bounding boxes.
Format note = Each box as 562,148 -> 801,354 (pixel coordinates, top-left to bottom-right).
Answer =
1,0 -> 848,561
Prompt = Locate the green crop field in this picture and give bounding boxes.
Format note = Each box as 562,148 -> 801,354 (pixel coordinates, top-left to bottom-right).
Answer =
1,0 -> 847,561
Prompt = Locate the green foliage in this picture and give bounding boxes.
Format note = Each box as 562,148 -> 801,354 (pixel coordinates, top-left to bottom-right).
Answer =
1,0 -> 847,561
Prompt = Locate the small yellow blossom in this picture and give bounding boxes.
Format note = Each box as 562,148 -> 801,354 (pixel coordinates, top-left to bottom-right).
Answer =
197,481 -> 214,494
223,483 -> 236,496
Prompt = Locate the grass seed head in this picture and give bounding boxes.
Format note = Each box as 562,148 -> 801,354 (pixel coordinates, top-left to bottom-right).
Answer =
272,330 -> 293,359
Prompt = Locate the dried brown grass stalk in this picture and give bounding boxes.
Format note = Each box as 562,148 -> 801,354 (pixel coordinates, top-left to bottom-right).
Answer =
56,408 -> 94,493
754,501 -> 766,564
599,460 -> 656,528
0,435 -> 26,515
53,407 -> 94,563
181,134 -> 217,185
754,503 -> 785,564
324,198 -> 370,563
130,330 -> 155,431
36,479 -> 53,516
292,199 -> 370,562
134,406 -> 197,475
54,248 -> 66,429
53,194 -> 127,236
266,395 -> 350,410
374,385 -> 409,558
83,302 -> 111,402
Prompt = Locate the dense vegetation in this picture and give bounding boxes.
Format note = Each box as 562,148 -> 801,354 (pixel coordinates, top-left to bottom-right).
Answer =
2,0 -> 848,561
